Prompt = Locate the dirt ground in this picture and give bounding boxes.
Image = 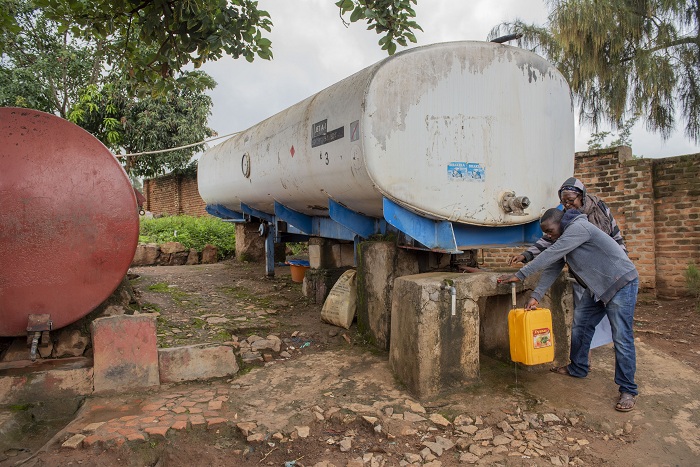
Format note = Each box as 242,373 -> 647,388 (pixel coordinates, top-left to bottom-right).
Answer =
3,259 -> 700,467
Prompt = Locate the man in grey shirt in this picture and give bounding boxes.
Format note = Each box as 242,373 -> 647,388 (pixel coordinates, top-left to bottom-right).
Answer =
498,208 -> 639,412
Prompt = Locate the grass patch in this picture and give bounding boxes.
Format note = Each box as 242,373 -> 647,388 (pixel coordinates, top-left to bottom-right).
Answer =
685,263 -> 700,311
214,330 -> 232,341
191,318 -> 206,329
147,282 -> 189,303
139,215 -> 236,259
142,302 -> 162,313
9,404 -> 33,412
220,286 -> 273,308
148,282 -> 171,293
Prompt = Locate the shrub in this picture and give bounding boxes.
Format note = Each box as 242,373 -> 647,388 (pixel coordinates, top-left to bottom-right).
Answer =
139,215 -> 236,258
685,263 -> 700,311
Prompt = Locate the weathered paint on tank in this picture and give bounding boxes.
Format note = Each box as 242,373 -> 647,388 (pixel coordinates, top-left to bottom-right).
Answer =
0,108 -> 139,336
198,41 -> 574,226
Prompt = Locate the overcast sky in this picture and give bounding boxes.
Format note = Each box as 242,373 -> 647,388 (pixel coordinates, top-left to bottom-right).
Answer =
201,0 -> 699,159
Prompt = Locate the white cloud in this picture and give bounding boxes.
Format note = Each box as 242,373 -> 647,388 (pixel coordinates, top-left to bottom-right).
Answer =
202,0 -> 699,158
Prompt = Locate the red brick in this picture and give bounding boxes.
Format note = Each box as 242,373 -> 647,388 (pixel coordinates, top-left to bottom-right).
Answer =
171,420 -> 189,431
125,431 -> 147,442
189,414 -> 206,427
144,426 -> 170,438
207,418 -> 228,429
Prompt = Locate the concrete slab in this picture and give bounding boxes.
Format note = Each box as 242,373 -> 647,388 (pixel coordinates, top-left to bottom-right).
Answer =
0,357 -> 93,405
158,344 -> 239,383
91,314 -> 159,393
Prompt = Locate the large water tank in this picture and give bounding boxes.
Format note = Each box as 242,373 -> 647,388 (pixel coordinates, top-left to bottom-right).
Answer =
0,108 -> 139,336
198,41 -> 574,227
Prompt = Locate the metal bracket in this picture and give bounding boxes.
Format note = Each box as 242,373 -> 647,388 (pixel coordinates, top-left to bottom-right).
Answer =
26,314 -> 52,362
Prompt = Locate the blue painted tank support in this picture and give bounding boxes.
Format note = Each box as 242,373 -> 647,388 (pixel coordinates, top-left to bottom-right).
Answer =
205,204 -> 247,222
328,199 -> 386,238
383,197 -> 543,252
265,222 -> 275,277
274,201 -> 313,234
383,198 -> 460,253
275,200 -> 357,241
240,202 -> 273,222
207,198 -> 544,275
452,221 -> 542,249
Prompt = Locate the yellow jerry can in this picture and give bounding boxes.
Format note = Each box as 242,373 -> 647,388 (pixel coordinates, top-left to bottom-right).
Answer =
508,307 -> 554,365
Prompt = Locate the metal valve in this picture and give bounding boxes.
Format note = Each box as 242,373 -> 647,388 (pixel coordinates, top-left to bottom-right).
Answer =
501,191 -> 530,216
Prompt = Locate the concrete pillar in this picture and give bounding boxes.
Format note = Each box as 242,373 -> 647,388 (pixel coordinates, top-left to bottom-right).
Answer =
235,221 -> 265,262
389,271 -> 572,400
303,238 -> 356,303
309,238 -> 355,269
302,267 -> 353,304
92,314 -> 159,393
356,242 -> 419,350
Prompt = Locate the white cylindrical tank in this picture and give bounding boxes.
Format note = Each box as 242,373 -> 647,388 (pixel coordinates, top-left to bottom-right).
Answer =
198,41 -> 574,226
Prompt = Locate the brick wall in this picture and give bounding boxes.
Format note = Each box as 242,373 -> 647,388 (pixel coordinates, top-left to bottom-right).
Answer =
481,147 -> 699,297
651,155 -> 700,296
573,147 -> 657,291
146,148 -> 700,297
572,148 -> 699,297
143,174 -> 207,217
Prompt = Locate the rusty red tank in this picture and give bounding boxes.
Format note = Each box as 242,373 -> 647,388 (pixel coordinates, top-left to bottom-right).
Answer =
0,108 -> 139,336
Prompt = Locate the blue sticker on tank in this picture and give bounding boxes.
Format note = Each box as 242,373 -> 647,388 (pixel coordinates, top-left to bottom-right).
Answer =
447,162 -> 467,180
466,163 -> 485,181
448,162 -> 485,181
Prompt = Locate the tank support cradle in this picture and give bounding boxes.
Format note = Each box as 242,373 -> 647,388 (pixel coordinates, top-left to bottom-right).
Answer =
26,314 -> 53,362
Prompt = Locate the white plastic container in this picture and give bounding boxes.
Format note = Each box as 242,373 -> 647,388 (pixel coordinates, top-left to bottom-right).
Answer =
198,41 -> 574,226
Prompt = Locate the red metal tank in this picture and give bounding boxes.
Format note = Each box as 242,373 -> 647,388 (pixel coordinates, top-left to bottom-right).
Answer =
0,108 -> 139,336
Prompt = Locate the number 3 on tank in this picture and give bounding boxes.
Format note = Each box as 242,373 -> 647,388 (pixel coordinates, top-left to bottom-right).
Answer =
320,151 -> 329,165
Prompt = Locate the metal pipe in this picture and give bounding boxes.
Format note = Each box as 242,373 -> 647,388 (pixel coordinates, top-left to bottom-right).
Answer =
29,331 -> 40,361
441,283 -> 457,316
491,33 -> 523,44
511,283 -> 517,309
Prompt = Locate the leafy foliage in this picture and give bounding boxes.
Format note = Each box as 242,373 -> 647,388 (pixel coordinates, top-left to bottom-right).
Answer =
139,215 -> 236,259
685,263 -> 700,310
335,0 -> 422,55
587,115 -> 639,150
0,2 -> 215,178
1,1 -> 422,92
490,0 -> 700,143
68,73 -> 216,178
0,1 -> 96,117
30,0 -> 273,93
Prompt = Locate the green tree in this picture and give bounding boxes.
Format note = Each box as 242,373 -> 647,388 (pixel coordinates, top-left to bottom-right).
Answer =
1,1 -> 422,92
587,115 -> 640,150
335,0 -> 421,55
1,2 -> 215,178
490,0 -> 700,143
0,0 -> 95,116
67,73 -> 216,178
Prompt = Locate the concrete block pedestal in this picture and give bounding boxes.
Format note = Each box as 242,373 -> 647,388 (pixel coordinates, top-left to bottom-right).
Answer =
390,271 -> 572,400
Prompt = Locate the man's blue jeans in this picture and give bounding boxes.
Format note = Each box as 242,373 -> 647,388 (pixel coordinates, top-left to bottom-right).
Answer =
567,278 -> 638,396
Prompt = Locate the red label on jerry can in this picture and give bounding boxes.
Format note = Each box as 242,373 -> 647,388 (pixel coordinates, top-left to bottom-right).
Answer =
532,328 -> 552,349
